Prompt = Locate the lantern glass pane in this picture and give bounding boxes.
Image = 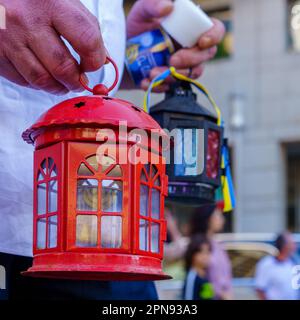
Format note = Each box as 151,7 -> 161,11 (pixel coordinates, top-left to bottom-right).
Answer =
50,165 -> 57,178
78,163 -> 94,176
41,159 -> 47,172
107,165 -> 122,177
48,158 -> 54,172
206,129 -> 221,179
151,165 -> 158,178
151,188 -> 160,220
174,128 -> 204,176
37,218 -> 46,249
48,215 -> 57,248
151,222 -> 160,253
140,184 -> 149,216
139,219 -> 149,251
101,216 -> 122,248
37,183 -> 47,215
140,169 -> 147,182
77,179 -> 98,211
144,164 -> 150,175
37,170 -> 44,181
99,155 -> 116,173
102,180 -> 123,212
86,155 -> 99,172
48,180 -> 58,213
154,175 -> 161,186
76,215 -> 98,247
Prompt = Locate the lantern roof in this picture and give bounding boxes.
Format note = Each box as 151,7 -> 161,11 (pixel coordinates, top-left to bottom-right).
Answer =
150,81 -> 217,121
22,95 -> 162,145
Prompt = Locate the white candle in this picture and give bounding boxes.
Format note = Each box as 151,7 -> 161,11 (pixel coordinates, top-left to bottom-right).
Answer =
161,0 -> 214,48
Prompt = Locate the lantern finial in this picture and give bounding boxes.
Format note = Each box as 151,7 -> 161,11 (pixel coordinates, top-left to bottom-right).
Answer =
79,56 -> 119,96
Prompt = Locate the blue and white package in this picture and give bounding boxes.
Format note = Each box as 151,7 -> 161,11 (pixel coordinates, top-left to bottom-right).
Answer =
125,29 -> 175,86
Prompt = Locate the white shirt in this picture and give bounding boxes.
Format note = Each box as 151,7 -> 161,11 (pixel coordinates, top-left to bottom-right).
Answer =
255,256 -> 298,300
0,0 -> 126,257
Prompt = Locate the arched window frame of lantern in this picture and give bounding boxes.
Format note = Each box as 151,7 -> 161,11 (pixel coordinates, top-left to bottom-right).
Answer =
33,143 -> 63,255
136,163 -> 165,256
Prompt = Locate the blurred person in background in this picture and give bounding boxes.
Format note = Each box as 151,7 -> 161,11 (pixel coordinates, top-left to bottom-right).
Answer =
255,232 -> 298,300
164,207 -> 189,262
190,204 -> 233,300
164,203 -> 233,300
183,235 -> 215,300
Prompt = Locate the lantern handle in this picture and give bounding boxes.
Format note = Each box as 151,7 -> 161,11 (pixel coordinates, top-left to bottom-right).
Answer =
143,67 -> 222,126
79,56 -> 119,96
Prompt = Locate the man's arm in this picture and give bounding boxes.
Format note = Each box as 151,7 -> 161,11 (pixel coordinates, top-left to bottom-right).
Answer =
0,0 -> 106,94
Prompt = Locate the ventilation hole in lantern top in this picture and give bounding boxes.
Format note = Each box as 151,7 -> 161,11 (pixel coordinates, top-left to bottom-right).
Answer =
74,102 -> 86,108
132,106 -> 141,112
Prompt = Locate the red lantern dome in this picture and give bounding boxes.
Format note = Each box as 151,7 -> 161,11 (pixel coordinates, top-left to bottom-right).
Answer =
22,58 -> 171,281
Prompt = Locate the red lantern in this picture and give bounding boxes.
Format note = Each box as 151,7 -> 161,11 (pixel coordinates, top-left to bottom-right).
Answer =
22,58 -> 171,281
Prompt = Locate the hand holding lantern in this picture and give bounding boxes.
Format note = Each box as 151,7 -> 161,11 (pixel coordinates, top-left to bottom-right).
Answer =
0,0 -> 106,93
126,0 -> 225,92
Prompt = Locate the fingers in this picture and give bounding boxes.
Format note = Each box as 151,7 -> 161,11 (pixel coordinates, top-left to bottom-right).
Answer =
29,28 -> 83,92
52,1 -> 106,72
170,46 -> 217,69
141,78 -> 170,93
127,0 -> 174,38
138,16 -> 222,93
0,0 -> 106,93
130,0 -> 173,20
9,47 -> 68,95
149,66 -> 173,82
198,18 -> 226,49
0,57 -> 29,87
189,64 -> 205,79
140,64 -> 205,92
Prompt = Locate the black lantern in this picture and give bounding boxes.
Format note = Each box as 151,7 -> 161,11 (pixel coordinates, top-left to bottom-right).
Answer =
150,81 -> 223,205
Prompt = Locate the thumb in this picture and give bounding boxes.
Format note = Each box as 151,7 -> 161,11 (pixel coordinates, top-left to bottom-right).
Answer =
132,0 -> 174,21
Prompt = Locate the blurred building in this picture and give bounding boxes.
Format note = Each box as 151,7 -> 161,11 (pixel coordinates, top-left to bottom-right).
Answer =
119,0 -> 300,233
